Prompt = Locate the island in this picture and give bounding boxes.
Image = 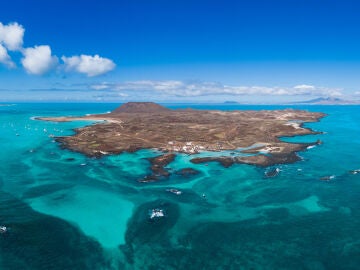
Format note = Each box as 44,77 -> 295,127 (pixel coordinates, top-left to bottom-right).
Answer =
37,102 -> 325,178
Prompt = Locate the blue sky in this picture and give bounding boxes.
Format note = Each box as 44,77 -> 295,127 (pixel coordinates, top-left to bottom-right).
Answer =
1,0 -> 360,102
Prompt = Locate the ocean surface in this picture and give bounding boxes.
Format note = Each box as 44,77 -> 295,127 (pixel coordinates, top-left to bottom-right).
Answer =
1,103 -> 360,270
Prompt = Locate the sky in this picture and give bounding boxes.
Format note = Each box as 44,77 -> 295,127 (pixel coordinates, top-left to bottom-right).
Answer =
1,0 -> 360,103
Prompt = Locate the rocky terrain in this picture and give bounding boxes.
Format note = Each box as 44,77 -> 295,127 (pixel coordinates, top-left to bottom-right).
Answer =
38,102 -> 325,176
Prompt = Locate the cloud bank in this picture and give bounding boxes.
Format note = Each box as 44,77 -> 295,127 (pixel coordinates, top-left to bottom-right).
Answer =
0,21 -> 115,76
90,80 -> 343,98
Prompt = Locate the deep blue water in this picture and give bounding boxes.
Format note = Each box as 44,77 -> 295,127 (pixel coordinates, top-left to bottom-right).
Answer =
1,103 -> 360,269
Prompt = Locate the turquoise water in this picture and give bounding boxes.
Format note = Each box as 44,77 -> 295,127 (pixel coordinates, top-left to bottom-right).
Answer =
1,103 -> 360,269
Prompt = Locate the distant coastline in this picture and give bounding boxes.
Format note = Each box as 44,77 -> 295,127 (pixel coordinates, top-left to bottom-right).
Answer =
290,97 -> 360,105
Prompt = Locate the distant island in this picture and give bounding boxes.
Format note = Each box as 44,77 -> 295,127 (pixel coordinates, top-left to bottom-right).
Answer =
223,101 -> 240,104
293,97 -> 360,105
38,102 -> 325,180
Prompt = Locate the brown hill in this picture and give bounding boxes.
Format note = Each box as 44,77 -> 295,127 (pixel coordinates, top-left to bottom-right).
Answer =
112,102 -> 171,113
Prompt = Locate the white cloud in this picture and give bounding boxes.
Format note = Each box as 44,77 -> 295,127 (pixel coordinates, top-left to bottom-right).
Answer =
325,89 -> 342,97
0,21 -> 116,76
0,44 -> 15,68
0,22 -> 24,51
0,22 -> 24,68
90,80 -> 343,98
62,54 -> 115,77
294,84 -> 316,90
21,45 -> 58,75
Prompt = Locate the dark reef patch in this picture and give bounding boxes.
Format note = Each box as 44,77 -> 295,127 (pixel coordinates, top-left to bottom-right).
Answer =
175,168 -> 200,177
0,191 -> 109,270
124,200 -> 179,245
121,200 -> 180,264
190,156 -> 235,167
21,183 -> 74,199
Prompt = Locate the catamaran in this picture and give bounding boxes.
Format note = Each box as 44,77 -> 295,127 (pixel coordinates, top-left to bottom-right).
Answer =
149,209 -> 165,219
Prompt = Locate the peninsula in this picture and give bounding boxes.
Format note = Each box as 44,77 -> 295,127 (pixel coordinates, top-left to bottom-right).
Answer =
38,102 -> 325,172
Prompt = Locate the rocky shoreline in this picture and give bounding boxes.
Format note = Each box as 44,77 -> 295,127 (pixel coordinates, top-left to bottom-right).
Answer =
190,141 -> 321,168
139,154 -> 176,182
38,102 -> 325,176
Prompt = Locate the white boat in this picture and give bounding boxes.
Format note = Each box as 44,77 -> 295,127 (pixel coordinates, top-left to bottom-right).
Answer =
350,169 -> 360,175
166,188 -> 182,195
320,175 -> 335,181
149,209 -> 165,219
0,226 -> 7,233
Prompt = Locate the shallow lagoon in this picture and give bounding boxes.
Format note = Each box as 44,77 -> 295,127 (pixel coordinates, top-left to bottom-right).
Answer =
1,103 -> 360,269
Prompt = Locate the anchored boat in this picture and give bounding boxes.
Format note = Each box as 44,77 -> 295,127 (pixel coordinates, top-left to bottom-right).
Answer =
265,167 -> 280,178
0,226 -> 7,233
149,209 -> 165,219
166,188 -> 182,195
